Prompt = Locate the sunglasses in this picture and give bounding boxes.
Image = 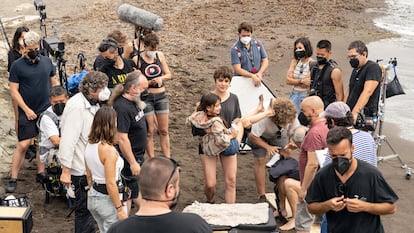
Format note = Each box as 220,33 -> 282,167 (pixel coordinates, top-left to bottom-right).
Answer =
164,157 -> 180,192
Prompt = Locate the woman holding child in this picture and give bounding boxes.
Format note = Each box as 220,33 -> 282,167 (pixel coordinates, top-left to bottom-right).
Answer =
189,66 -> 274,204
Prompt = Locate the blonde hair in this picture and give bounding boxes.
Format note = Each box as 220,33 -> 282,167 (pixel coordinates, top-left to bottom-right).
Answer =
23,31 -> 40,47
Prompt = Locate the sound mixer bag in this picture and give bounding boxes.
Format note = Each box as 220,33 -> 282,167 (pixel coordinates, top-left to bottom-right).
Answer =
386,75 -> 405,98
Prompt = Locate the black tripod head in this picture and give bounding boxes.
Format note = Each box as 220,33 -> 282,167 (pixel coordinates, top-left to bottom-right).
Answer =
389,57 -> 397,67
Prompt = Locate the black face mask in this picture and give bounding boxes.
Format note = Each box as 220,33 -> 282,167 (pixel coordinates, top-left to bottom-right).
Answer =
298,112 -> 311,126
118,47 -> 124,56
295,50 -> 306,59
52,102 -> 66,116
349,57 -> 359,69
27,50 -> 40,63
316,56 -> 327,65
103,57 -> 116,67
332,157 -> 352,176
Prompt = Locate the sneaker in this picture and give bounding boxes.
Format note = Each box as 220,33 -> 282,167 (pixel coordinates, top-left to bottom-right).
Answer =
266,154 -> 281,168
5,179 -> 17,193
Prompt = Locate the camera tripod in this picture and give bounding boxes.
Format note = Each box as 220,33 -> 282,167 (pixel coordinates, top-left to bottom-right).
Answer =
374,59 -> 412,180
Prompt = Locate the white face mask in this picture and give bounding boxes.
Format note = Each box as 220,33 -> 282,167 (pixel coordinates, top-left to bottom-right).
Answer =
240,36 -> 252,45
146,51 -> 157,59
98,87 -> 111,101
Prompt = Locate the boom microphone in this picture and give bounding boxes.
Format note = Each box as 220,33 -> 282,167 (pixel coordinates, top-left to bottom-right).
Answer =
117,3 -> 163,31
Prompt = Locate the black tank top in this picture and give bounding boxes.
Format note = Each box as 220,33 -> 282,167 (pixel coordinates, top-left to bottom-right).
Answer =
139,53 -> 163,88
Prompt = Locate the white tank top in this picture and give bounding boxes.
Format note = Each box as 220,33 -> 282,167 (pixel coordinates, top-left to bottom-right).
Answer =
293,59 -> 311,92
85,142 -> 124,184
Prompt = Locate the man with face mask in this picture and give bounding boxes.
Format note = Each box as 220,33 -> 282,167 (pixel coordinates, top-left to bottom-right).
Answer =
306,126 -> 398,233
59,71 -> 109,233
108,70 -> 149,215
295,96 -> 328,233
319,101 -> 377,233
37,86 -> 68,171
309,40 -> 344,108
6,31 -> 59,193
94,37 -> 136,89
345,40 -> 382,128
108,156 -> 212,233
231,22 -> 269,87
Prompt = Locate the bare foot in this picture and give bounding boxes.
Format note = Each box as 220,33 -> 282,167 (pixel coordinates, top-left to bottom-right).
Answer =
264,99 -> 275,116
278,219 -> 295,231
256,94 -> 264,113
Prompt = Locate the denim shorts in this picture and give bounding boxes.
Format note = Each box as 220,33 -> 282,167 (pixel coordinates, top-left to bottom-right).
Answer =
220,138 -> 239,156
144,92 -> 169,115
290,91 -> 308,115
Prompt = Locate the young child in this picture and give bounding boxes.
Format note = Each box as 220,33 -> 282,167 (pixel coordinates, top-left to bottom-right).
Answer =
189,93 -> 274,156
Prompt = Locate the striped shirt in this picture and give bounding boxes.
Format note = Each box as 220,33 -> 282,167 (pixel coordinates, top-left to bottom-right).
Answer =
324,129 -> 377,167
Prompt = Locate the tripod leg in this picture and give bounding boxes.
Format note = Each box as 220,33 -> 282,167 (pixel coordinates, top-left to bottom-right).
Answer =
383,138 -> 407,167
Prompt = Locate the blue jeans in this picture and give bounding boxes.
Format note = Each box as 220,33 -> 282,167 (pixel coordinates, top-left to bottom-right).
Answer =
290,91 -> 308,115
321,214 -> 327,233
87,188 -> 118,233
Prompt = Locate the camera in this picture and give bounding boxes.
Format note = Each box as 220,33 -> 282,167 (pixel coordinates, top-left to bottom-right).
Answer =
43,37 -> 65,59
309,88 -> 320,97
34,0 -> 46,20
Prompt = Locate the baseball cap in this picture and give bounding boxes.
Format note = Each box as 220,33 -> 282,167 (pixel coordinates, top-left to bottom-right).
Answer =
320,102 -> 351,118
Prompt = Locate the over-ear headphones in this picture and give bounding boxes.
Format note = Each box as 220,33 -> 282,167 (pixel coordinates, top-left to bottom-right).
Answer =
98,37 -> 122,55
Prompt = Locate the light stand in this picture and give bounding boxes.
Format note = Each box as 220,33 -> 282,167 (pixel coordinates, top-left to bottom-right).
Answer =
375,59 -> 412,180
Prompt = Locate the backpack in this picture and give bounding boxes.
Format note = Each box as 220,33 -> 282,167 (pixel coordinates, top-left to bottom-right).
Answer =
37,110 -> 60,164
66,69 -> 88,96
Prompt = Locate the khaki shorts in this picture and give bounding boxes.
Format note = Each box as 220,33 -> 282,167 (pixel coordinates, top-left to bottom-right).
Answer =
295,201 -> 314,231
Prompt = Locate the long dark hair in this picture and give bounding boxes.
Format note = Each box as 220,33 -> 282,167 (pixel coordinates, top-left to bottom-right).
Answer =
11,26 -> 29,51
197,93 -> 220,113
293,37 -> 312,60
88,106 -> 117,145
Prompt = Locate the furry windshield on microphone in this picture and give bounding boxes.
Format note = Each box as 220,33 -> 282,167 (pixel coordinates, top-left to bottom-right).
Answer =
117,3 -> 164,31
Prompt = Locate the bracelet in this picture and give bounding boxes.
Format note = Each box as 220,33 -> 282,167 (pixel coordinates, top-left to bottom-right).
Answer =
116,204 -> 123,210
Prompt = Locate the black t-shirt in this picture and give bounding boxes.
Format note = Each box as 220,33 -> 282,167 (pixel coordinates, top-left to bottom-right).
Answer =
108,212 -> 212,233
346,60 -> 382,116
306,160 -> 399,233
94,56 -> 136,88
9,56 -> 56,114
113,96 -> 146,157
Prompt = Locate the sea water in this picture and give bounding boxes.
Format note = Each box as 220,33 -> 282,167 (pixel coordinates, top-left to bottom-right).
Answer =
367,0 -> 414,142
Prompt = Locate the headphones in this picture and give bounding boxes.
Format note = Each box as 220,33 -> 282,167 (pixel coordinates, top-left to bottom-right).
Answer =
98,38 -> 123,55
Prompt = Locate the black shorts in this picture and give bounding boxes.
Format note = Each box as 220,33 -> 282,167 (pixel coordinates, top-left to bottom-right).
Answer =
18,113 -> 38,141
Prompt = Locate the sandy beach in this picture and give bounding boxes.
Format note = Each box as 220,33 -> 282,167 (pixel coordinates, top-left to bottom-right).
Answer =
1,0 -> 413,232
